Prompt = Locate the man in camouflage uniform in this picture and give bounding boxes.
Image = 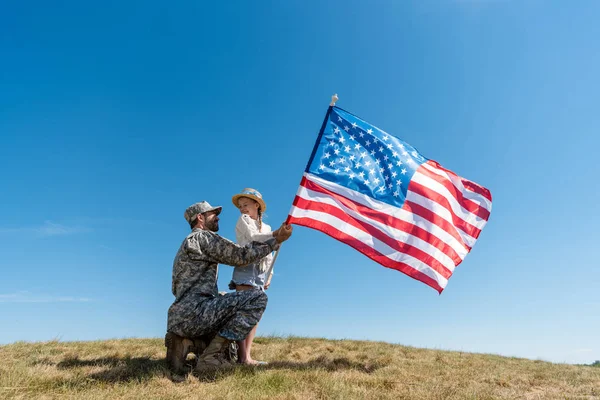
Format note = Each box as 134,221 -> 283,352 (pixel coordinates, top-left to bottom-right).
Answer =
166,201 -> 292,373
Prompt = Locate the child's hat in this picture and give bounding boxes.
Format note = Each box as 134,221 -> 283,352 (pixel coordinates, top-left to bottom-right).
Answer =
232,188 -> 266,212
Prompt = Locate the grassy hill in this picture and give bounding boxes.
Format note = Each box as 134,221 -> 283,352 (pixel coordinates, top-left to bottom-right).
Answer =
1,337 -> 599,399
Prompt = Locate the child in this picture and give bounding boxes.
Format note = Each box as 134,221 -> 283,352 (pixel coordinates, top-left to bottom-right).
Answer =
229,188 -> 275,365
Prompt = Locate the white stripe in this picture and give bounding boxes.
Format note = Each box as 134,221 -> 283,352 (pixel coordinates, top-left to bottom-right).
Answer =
301,173 -> 470,258
406,191 -> 478,248
295,185 -> 458,273
289,206 -> 449,289
412,171 -> 488,230
421,162 -> 492,212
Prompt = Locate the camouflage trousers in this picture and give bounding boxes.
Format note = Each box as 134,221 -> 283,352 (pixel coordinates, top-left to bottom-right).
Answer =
169,289 -> 268,342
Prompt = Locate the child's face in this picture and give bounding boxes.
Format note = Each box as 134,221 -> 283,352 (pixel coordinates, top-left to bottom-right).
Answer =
237,197 -> 260,219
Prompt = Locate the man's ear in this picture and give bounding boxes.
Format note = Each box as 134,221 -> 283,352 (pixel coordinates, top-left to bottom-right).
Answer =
196,213 -> 205,226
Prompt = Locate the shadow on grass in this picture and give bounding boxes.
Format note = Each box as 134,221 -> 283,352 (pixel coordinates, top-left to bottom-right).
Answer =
195,356 -> 387,382
268,355 -> 386,374
56,354 -> 386,383
57,356 -> 170,383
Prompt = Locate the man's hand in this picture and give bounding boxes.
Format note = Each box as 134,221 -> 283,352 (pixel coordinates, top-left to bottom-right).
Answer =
274,223 -> 293,244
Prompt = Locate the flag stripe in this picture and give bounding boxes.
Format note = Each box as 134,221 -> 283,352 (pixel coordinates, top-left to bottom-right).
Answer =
408,180 -> 483,240
297,181 -> 461,269
293,196 -> 453,279
288,210 -> 448,293
404,194 -> 477,250
293,183 -> 456,277
424,161 -> 493,205
417,165 -> 491,220
304,173 -> 470,260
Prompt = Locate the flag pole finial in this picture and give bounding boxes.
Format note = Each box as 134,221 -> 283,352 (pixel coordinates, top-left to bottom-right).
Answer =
330,94 -> 338,106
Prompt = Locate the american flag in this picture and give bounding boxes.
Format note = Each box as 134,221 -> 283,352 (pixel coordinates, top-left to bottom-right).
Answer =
287,106 -> 492,293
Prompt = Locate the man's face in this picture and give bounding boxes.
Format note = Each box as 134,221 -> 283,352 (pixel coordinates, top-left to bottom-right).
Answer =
202,210 -> 220,232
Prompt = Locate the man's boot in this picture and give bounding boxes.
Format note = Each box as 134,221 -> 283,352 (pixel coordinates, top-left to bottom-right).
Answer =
192,337 -> 208,357
165,332 -> 194,374
195,335 -> 232,372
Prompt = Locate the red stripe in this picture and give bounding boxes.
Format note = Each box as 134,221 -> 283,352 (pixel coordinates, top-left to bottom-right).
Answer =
426,160 -> 492,202
408,181 -> 482,240
417,165 -> 491,220
300,177 -> 463,265
404,200 -> 472,251
293,196 -> 454,279
288,215 -> 444,293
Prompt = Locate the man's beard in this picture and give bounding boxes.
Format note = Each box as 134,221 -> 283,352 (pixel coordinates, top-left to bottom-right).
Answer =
205,220 -> 219,232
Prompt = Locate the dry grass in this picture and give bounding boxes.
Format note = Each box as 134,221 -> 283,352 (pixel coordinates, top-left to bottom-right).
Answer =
1,336 -> 599,399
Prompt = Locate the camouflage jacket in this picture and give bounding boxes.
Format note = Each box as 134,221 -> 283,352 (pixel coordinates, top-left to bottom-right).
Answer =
168,228 -> 278,331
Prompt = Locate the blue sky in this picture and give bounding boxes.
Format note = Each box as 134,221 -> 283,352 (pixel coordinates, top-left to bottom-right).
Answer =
1,0 -> 599,365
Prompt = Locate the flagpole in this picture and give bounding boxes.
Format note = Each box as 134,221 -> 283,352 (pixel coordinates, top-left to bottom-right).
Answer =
264,245 -> 279,289
266,94 -> 338,290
